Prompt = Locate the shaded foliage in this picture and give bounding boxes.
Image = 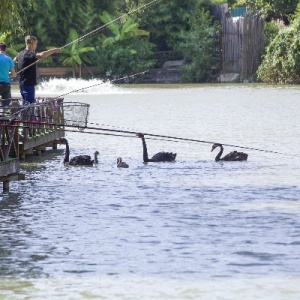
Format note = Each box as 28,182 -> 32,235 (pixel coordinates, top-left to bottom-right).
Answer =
178,9 -> 220,82
236,0 -> 298,21
114,0 -> 222,51
0,0 -> 34,33
94,12 -> 155,79
59,29 -> 95,77
257,17 -> 300,84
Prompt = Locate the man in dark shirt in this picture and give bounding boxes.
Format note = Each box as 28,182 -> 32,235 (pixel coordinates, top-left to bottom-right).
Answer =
14,35 -> 60,104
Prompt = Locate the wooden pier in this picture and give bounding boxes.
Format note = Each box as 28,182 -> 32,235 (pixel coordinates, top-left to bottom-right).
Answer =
0,97 -> 66,192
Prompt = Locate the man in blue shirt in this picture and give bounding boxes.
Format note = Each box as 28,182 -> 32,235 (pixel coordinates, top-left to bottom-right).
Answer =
15,35 -> 60,104
0,42 -> 16,107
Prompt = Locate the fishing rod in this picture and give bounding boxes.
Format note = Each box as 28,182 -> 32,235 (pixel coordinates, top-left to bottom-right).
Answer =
0,124 -> 30,129
15,0 -> 161,76
2,112 -> 140,136
63,129 -> 186,144
7,119 -> 297,157
0,121 -> 192,143
5,70 -> 148,120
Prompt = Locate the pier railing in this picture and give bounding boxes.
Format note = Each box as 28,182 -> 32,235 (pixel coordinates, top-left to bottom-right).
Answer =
0,103 -> 23,192
17,97 -> 65,140
0,97 -> 89,191
0,118 -> 19,162
0,97 -> 66,160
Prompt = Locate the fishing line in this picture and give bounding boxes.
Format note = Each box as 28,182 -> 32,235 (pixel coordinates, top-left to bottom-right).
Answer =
8,119 -> 297,157
3,110 -> 140,134
15,0 -> 161,76
85,121 -> 140,134
6,70 -> 148,120
50,71 -> 148,101
63,129 -> 186,143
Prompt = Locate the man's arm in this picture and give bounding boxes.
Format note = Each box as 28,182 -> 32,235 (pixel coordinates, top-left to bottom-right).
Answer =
9,67 -> 16,78
36,48 -> 60,59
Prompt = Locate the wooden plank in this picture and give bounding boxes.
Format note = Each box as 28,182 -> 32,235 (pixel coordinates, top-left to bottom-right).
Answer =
21,130 -> 65,151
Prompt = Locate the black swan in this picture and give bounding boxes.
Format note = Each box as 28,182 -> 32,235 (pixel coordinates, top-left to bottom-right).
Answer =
59,138 -> 99,166
117,157 -> 129,168
94,151 -> 100,164
136,133 -> 176,162
211,143 -> 248,161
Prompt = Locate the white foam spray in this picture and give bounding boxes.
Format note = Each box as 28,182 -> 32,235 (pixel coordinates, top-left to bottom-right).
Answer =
36,77 -> 130,96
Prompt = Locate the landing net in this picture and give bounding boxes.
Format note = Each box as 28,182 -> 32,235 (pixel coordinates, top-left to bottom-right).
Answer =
63,102 -> 90,128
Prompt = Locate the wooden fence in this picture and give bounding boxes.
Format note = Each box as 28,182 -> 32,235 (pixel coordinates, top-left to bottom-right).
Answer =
220,12 -> 264,79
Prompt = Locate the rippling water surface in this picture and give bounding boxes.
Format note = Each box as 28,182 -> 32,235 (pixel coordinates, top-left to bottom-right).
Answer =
1,82 -> 300,299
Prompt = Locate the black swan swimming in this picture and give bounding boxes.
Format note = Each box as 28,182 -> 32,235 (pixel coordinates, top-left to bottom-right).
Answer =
94,151 -> 100,164
136,133 -> 176,162
211,143 -> 248,161
59,138 -> 99,166
117,157 -> 129,168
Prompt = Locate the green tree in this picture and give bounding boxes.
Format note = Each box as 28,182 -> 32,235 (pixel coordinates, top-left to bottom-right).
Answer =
99,11 -> 149,48
257,16 -> 300,84
0,0 -> 34,33
114,0 -> 222,51
236,0 -> 298,20
178,8 -> 220,82
94,11 -> 155,79
19,0 -> 109,52
59,29 -> 95,78
0,33 -> 23,58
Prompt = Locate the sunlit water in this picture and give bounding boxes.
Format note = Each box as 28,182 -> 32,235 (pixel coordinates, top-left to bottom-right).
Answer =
1,80 -> 300,299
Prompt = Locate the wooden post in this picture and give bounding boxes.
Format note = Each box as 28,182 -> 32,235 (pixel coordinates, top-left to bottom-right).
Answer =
3,181 -> 9,192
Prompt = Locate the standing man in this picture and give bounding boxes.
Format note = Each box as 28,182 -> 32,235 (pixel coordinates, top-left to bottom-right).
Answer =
0,42 -> 16,107
14,35 -> 60,104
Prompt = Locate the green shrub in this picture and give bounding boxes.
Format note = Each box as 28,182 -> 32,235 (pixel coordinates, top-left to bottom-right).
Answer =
257,17 -> 300,84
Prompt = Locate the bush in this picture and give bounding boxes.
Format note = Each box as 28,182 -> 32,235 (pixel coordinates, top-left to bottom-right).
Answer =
257,17 -> 300,84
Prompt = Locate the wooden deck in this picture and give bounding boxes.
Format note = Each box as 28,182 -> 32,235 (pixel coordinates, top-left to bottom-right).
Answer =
0,97 -> 66,192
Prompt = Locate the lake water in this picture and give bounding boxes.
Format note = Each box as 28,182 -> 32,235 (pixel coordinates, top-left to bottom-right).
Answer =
1,80 -> 300,299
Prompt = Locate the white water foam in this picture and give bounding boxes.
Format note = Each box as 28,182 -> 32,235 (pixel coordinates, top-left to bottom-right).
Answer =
36,77 -> 130,96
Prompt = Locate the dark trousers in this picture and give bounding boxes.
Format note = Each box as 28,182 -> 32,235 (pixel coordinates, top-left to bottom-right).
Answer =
20,84 -> 35,105
0,82 -> 11,107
